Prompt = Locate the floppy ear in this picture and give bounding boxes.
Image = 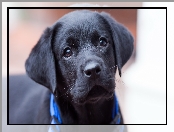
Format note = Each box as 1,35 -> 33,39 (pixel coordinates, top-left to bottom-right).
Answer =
25,26 -> 57,93
100,12 -> 134,77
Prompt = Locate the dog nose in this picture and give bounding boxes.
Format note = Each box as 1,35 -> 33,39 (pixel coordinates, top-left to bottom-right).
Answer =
84,62 -> 101,77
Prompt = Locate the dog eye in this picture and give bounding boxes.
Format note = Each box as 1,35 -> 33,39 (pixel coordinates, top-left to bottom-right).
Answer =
99,37 -> 108,46
63,47 -> 72,58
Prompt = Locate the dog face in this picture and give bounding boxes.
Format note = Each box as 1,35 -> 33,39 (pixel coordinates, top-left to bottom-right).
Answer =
53,11 -> 116,104
25,10 -> 134,104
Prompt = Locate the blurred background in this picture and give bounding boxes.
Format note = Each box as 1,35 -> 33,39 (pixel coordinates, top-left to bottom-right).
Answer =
2,2 -> 170,132
8,8 -> 137,75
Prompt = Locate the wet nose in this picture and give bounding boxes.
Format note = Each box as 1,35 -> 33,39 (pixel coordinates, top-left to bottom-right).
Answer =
84,62 -> 101,77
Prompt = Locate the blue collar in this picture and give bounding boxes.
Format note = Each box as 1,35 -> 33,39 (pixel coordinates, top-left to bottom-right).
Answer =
50,94 -> 62,124
112,93 -> 121,124
49,93 -> 120,124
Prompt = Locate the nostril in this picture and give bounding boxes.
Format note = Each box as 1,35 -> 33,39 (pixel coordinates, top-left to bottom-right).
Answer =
96,67 -> 101,74
85,70 -> 92,76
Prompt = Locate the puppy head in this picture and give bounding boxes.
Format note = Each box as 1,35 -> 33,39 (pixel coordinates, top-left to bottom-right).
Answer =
25,10 -> 134,104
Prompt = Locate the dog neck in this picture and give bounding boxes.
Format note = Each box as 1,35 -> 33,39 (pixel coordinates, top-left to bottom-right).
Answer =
56,95 -> 115,124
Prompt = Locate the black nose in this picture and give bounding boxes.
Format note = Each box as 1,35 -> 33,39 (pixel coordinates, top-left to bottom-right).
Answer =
84,62 -> 101,77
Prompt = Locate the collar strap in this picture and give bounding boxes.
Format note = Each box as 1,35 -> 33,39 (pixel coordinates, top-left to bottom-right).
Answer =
50,94 -> 62,124
50,93 -> 120,124
112,93 -> 121,124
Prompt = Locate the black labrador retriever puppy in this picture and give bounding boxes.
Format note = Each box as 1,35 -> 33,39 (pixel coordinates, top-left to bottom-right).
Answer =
9,10 -> 134,124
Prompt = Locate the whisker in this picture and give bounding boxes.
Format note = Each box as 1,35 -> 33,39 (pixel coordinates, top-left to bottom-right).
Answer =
109,65 -> 117,70
57,83 -> 75,98
108,77 -> 115,80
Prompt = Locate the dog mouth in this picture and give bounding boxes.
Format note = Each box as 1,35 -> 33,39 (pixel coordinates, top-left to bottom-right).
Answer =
87,85 -> 107,98
71,83 -> 115,105
80,85 -> 114,104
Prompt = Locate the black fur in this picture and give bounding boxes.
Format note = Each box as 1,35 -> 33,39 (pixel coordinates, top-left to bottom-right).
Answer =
9,10 -> 134,124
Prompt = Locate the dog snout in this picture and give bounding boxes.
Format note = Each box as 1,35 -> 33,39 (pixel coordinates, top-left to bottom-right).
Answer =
84,62 -> 101,78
